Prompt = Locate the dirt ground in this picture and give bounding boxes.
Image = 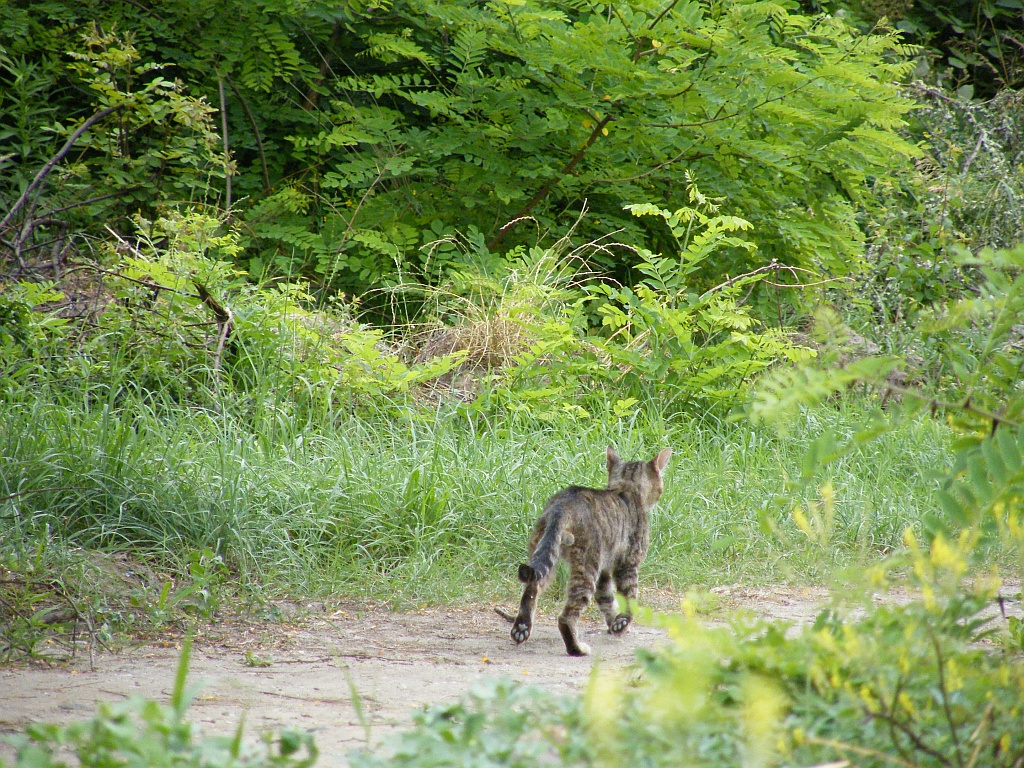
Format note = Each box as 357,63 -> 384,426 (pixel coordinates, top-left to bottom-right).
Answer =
0,584 -> 1014,766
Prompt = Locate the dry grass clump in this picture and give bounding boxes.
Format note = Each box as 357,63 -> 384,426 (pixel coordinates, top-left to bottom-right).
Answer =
405,236 -> 605,401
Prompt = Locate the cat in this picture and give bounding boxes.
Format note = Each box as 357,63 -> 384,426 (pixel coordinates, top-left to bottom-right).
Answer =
503,445 -> 672,656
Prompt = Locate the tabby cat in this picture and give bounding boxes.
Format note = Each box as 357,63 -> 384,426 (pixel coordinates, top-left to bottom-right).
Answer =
508,445 -> 671,656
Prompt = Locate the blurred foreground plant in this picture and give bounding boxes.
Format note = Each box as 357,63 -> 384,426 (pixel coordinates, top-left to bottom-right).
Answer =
1,635 -> 317,768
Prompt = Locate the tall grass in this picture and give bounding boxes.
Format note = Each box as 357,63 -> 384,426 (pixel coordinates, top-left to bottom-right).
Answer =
0,378 -> 951,605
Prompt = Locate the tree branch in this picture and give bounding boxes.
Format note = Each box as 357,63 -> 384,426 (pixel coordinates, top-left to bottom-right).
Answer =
45,186 -> 143,216
1,106 -> 122,233
927,627 -> 965,768
224,77 -> 271,192
217,76 -> 233,213
648,0 -> 682,32
194,282 -> 234,372
487,114 -> 614,251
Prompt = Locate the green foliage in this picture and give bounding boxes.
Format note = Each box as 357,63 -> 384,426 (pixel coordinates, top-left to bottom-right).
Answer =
3,209 -> 465,412
1,636 -> 318,768
0,525 -> 239,662
816,0 -> 1023,95
277,0 -> 919,292
0,280 -> 66,351
0,24 -> 222,270
752,242 -> 1024,571
0,378 -> 947,630
596,573 -> 1024,768
2,0 -> 919,296
889,0 -> 1022,95
350,679 -> 587,768
585,193 -> 815,408
858,86 -> 1024,320
414,188 -> 814,418
339,559 -> 1022,768
912,87 -> 1024,253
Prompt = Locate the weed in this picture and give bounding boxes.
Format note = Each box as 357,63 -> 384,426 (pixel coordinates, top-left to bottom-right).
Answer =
1,636 -> 317,767
244,651 -> 273,668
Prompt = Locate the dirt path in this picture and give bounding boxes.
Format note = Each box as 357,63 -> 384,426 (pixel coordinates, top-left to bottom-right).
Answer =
0,585 -> 880,766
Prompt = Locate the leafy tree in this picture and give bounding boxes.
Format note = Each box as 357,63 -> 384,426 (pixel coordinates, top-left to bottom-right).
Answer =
0,18 -> 223,273
811,0 -> 1024,96
281,0 -> 920,294
2,0 -> 920,301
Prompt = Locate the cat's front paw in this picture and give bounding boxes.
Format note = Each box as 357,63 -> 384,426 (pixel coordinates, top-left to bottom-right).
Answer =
608,614 -> 631,635
511,620 -> 531,644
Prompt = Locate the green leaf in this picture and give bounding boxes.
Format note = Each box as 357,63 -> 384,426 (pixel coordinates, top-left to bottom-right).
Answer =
935,488 -> 968,525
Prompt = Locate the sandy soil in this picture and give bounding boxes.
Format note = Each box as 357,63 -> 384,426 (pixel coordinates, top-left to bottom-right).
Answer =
1,584 -> 1013,766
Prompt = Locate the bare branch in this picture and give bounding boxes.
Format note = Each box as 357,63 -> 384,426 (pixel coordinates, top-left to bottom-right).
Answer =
1,106 -> 122,233
0,486 -> 94,505
217,76 -> 233,213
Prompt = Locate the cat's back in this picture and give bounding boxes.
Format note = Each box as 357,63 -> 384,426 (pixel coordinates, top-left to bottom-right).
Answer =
540,485 -> 635,539
543,484 -> 621,515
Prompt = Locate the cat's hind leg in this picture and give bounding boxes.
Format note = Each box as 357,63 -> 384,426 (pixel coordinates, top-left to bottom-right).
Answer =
609,563 -> 639,635
558,571 -> 596,656
595,570 -> 619,631
511,521 -> 548,644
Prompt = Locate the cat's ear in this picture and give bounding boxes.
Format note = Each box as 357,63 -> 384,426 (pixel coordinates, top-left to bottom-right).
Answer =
652,448 -> 672,474
606,446 -> 621,471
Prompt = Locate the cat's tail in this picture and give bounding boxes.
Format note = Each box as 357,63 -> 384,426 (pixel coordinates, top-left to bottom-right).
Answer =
518,513 -> 574,585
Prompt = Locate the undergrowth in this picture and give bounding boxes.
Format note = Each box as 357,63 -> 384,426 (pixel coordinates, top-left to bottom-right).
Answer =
1,381 -> 949,619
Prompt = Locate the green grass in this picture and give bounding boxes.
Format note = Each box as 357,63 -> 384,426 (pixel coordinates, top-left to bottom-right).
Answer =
0,379 -> 952,609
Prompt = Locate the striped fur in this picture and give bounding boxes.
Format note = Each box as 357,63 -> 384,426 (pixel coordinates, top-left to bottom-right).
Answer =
510,445 -> 671,656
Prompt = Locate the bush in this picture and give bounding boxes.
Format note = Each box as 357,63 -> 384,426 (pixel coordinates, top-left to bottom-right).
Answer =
2,0 -> 919,295
1,209 -> 465,418
857,86 -> 1024,321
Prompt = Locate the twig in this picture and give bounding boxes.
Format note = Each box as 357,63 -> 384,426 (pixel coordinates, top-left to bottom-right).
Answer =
763,277 -> 853,289
883,382 -> 1021,431
217,75 -> 232,213
194,282 -> 234,371
90,261 -> 200,299
44,186 -> 143,217
212,307 -> 234,372
648,0 -> 682,32
927,627 -> 965,768
54,589 -> 89,671
700,260 -> 821,298
303,21 -> 345,111
0,486 -> 94,504
961,131 -> 986,178
224,77 -> 271,192
315,169 -> 385,293
965,703 -> 994,768
591,148 -> 712,184
885,677 -> 922,767
608,6 -> 643,61
869,708 -> 948,764
804,736 -> 921,768
1,106 -> 122,233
